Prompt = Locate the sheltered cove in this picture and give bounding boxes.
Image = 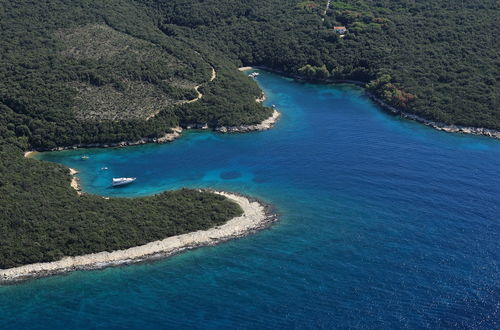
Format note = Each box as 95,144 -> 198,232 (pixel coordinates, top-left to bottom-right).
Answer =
7,69 -> 282,283
241,66 -> 500,139
6,68 -> 494,283
17,67 -> 486,283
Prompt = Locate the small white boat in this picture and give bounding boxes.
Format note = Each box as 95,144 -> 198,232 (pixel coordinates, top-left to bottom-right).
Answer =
112,177 -> 136,187
81,155 -> 89,160
101,167 -> 108,171
248,72 -> 260,78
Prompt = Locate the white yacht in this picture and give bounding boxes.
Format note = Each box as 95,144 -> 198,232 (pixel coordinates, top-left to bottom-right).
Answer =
112,177 -> 136,187
248,72 -> 260,78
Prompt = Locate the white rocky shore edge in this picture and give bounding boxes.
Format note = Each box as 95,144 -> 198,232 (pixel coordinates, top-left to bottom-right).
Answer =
215,109 -> 280,133
184,108 -> 280,133
241,66 -> 500,139
0,191 -> 277,284
367,93 -> 500,139
25,67 -> 279,153
44,127 -> 184,152
69,168 -> 82,194
32,106 -> 281,152
24,152 -> 83,194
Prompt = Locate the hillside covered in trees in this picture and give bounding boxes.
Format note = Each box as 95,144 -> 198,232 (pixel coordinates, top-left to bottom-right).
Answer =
0,0 -> 498,268
0,143 -> 243,269
0,0 -> 271,150
150,0 -> 499,130
1,0 -> 498,150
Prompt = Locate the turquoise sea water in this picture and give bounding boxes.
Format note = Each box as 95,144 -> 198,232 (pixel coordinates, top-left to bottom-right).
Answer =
1,71 -> 499,329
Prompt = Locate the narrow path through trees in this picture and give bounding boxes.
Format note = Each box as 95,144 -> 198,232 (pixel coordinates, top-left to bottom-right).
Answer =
146,65 -> 216,120
185,67 -> 216,104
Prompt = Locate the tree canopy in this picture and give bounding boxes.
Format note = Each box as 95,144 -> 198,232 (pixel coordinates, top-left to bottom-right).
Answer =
0,0 -> 498,268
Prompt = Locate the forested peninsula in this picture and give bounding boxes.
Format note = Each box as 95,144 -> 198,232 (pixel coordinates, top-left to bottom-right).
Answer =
0,0 -> 498,271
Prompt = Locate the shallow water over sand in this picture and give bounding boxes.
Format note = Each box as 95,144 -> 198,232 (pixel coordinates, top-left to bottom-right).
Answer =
2,71 -> 499,329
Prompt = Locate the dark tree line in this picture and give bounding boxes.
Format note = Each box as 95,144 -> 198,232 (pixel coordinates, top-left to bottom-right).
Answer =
0,0 -> 271,150
0,0 -> 497,267
148,0 -> 499,129
0,144 -> 242,268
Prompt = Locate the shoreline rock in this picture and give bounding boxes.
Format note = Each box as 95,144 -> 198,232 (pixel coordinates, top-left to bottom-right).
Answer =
241,66 -> 500,139
69,168 -> 82,194
25,68 -> 276,154
238,66 -> 254,71
366,93 -> 500,139
24,151 -> 36,158
216,109 -> 280,133
256,92 -> 266,103
27,105 -> 281,153
30,127 -> 184,152
0,191 -> 278,284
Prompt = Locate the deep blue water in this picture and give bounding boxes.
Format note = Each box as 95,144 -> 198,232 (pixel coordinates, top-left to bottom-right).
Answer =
1,71 -> 499,329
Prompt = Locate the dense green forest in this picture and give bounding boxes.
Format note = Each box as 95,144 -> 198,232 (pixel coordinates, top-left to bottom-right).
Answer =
0,0 -> 271,150
1,0 -> 498,150
149,0 -> 499,129
0,143 -> 242,268
0,0 -> 498,268
0,0 -> 266,269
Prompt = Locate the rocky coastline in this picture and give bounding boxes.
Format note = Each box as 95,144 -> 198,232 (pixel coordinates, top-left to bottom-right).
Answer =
256,92 -> 266,103
185,90 -> 277,133
25,68 -> 279,154
215,109 -> 280,133
37,127 -> 184,152
28,105 -> 281,154
241,66 -> 500,139
0,191 -> 278,284
366,93 -> 500,139
69,168 -> 82,194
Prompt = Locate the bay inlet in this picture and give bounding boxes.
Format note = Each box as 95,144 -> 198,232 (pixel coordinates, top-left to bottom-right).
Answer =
2,70 -> 499,328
